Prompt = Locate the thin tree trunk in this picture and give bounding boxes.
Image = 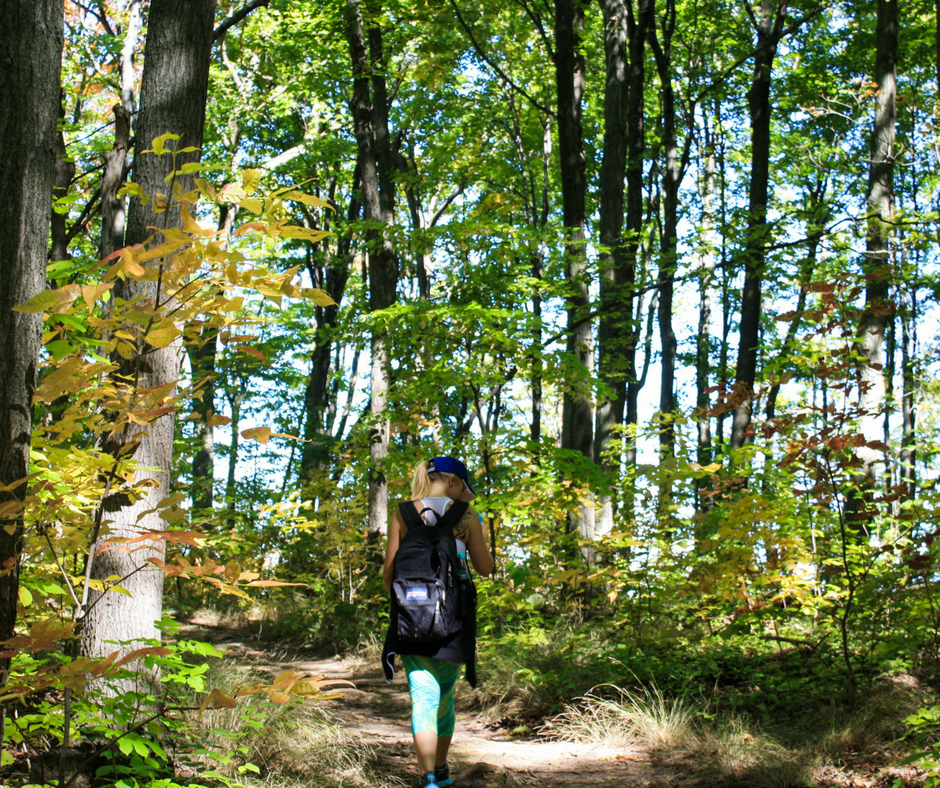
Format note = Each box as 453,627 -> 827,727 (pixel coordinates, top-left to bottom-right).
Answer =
555,0 -> 595,554
51,97 -> 75,265
695,101 -> 718,514
900,288 -> 916,499
594,0 -> 628,541
730,0 -> 788,453
0,0 -> 64,679
345,0 -> 398,537
847,0 -> 897,529
188,330 -> 217,514
621,0 -> 653,513
300,172 -> 358,483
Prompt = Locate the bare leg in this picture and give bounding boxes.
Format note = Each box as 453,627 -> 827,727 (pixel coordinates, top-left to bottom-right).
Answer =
435,735 -> 452,768
414,730 -> 437,774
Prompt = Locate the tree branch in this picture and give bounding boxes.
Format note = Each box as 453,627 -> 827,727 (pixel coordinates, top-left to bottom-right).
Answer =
213,0 -> 270,42
448,0 -> 557,120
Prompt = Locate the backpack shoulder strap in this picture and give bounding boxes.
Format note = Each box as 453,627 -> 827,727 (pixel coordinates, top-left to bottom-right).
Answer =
436,500 -> 469,533
398,501 -> 425,532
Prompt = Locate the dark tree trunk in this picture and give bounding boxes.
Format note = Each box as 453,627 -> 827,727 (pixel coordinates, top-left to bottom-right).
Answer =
82,0 -> 217,695
900,291 -> 916,499
730,0 -> 788,452
0,0 -> 64,678
621,0 -> 653,508
594,0 -> 628,539
51,96 -> 75,265
765,177 -> 825,422
649,0 -> 687,467
300,173 -> 358,483
188,329 -> 217,514
847,0 -> 898,528
99,104 -> 131,261
345,0 -> 398,536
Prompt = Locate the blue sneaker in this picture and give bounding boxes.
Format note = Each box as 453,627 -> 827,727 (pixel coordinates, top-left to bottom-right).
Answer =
435,763 -> 453,787
418,773 -> 439,788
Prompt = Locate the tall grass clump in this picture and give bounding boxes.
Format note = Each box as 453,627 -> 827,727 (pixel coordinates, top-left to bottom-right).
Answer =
551,684 -> 697,749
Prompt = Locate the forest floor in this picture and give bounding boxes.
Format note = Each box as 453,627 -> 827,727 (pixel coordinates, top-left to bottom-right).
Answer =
186,622 -> 928,788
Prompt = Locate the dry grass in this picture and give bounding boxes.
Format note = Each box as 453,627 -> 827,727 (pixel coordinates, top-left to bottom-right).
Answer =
551,685 -> 697,749
183,657 -> 400,788
549,677 -> 929,788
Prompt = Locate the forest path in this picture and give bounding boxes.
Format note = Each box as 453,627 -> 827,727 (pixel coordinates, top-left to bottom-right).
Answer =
190,624 -> 691,788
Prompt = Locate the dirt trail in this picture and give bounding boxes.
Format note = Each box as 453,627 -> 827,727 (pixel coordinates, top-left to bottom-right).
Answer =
293,655 -> 676,788
189,625 -> 688,788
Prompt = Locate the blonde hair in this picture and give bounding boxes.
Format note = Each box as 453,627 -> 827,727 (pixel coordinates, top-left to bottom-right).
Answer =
411,461 -> 459,500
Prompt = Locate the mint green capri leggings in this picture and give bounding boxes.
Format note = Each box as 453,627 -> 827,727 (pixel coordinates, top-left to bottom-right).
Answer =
401,654 -> 461,737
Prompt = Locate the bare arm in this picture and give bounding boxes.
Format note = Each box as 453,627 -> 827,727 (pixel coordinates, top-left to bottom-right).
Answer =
457,505 -> 494,577
383,508 -> 404,592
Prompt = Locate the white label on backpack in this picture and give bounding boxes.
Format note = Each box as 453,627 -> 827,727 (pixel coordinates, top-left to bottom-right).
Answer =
406,588 -> 429,601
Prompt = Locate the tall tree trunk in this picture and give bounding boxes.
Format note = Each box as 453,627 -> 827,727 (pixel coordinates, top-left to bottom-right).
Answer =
900,289 -> 916,499
300,173 -> 358,485
188,330 -> 217,515
621,0 -> 653,511
51,97 -> 75,265
848,0 -> 898,528
594,0 -> 628,541
345,0 -> 398,537
695,101 -> 718,514
0,0 -> 64,680
594,0 -> 628,539
82,0 -> 217,696
555,0 -> 595,553
730,0 -> 788,453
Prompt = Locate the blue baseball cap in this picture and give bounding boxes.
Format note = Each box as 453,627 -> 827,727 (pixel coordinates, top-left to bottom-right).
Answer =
427,456 -> 476,499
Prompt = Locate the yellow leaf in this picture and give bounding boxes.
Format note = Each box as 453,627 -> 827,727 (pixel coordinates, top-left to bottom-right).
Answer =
18,587 -> 32,607
283,190 -> 333,209
82,282 -> 114,305
278,225 -> 329,243
240,197 -> 263,215
199,687 -> 238,715
194,177 -> 218,202
241,426 -> 272,444
146,324 -> 181,348
241,168 -> 261,195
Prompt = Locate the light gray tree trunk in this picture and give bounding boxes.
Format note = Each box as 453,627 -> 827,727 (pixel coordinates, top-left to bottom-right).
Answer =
0,0 -> 64,679
82,0 -> 217,697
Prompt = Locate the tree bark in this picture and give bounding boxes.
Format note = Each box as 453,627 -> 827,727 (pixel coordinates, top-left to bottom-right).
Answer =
695,100 -> 718,514
847,0 -> 898,528
345,0 -> 398,537
300,173 -> 358,484
0,0 -> 64,678
621,0 -> 653,509
51,96 -> 75,265
649,0 -> 688,493
555,0 -> 595,553
82,0 -> 217,696
594,0 -> 629,541
730,0 -> 788,453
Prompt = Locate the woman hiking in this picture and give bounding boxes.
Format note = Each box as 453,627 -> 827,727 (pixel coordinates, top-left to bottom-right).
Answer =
382,457 -> 494,788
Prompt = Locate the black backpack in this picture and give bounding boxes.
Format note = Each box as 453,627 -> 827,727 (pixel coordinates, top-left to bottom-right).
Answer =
390,499 -> 469,643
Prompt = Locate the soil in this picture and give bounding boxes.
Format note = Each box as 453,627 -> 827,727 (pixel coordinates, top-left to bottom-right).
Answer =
191,623 -> 692,788
184,624 -> 928,788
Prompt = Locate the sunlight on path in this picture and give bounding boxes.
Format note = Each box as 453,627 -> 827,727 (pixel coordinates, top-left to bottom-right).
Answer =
303,655 -> 677,788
